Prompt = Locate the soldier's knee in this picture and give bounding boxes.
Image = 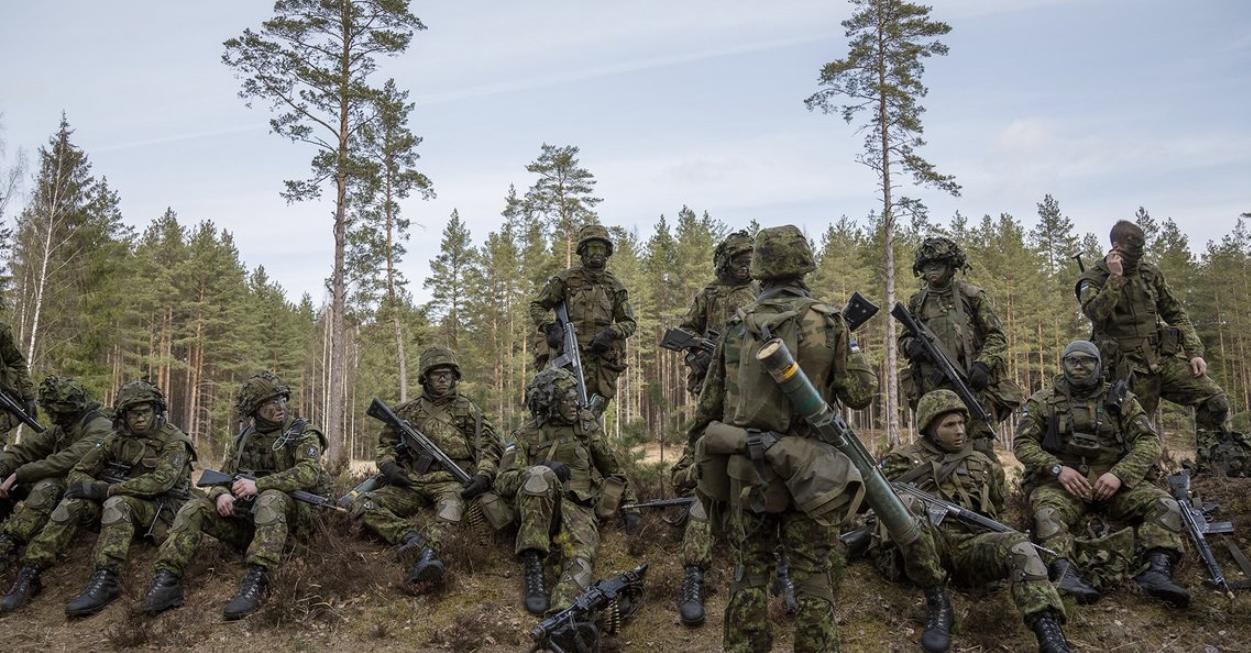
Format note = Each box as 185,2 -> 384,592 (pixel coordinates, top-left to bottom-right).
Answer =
1033,507 -> 1065,540
436,497 -> 464,523
522,466 -> 559,497
25,480 -> 63,510
101,496 -> 132,525
688,499 -> 708,522
1008,540 -> 1049,581
793,570 -> 836,606
1148,497 -> 1184,533
563,556 -> 594,591
350,493 -> 378,519
254,490 -> 291,526
50,499 -> 77,524
1196,394 -> 1230,425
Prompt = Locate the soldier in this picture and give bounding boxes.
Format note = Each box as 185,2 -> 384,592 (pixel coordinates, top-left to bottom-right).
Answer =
496,367 -> 641,617
691,225 -> 951,653
0,320 -> 36,445
529,224 -> 637,415
899,237 -> 1023,459
0,380 -> 195,616
141,371 -> 327,619
0,376 -> 112,568
1077,220 -> 1231,467
1014,340 -> 1189,607
350,346 -> 503,591
878,390 -> 1070,653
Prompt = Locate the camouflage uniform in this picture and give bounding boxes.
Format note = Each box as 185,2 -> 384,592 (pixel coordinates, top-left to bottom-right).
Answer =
496,368 -> 639,613
0,377 -> 112,560
690,226 -> 882,653
899,238 -> 1022,458
0,320 -> 36,443
529,224 -> 637,408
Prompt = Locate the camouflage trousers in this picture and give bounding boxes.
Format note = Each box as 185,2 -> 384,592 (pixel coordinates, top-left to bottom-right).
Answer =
1127,353 -> 1228,432
24,494 -> 176,573
681,500 -> 714,569
351,480 -> 466,550
938,529 -> 1064,622
0,477 -> 67,548
1028,481 -> 1183,561
512,467 -> 601,612
155,490 -> 303,575
724,509 -> 840,653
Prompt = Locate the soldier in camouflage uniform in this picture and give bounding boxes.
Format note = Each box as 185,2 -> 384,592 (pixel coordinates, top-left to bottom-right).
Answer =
0,380 -> 195,617
142,371 -> 327,619
0,376 -> 112,568
530,224 -> 637,415
0,320 -> 36,445
691,225 -> 949,653
1076,220 -> 1233,469
899,237 -> 1023,459
350,346 -> 503,591
1014,340 -> 1189,607
877,390 -> 1070,653
496,367 -> 641,616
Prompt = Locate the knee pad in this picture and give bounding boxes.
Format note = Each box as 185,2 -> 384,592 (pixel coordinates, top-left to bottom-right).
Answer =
350,494 -> 378,519
1149,497 -> 1184,533
25,481 -> 62,510
1034,507 -> 1064,540
522,467 -> 559,497
50,499 -> 75,524
436,497 -> 464,523
1009,540 -> 1049,581
254,491 -> 289,526
101,496 -> 131,525
564,556 -> 594,591
688,499 -> 708,522
1196,394 -> 1230,428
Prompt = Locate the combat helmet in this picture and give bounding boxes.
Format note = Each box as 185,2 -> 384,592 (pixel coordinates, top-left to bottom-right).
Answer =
234,370 -> 291,418
575,224 -> 614,256
525,367 -> 577,421
37,375 -> 94,414
912,236 -> 968,276
714,230 -> 753,274
418,345 -> 462,384
750,225 -> 815,281
916,389 -> 968,437
114,379 -> 167,416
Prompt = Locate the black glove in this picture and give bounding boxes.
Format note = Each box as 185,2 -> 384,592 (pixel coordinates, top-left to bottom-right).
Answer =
23,399 -> 37,422
540,460 -> 571,483
545,322 -> 564,350
904,337 -> 929,362
460,473 -> 492,500
379,460 -> 412,487
968,361 -> 992,391
622,511 -> 642,536
65,480 -> 109,501
590,328 -> 616,355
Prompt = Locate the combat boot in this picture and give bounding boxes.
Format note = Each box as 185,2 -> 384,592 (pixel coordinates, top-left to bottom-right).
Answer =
1048,558 -> 1100,604
1134,549 -> 1190,607
65,568 -> 121,617
521,549 -> 548,615
677,565 -> 705,626
223,565 -> 268,620
1028,610 -> 1072,653
405,546 -> 446,588
772,555 -> 798,615
0,565 -> 41,613
142,570 -> 184,614
920,586 -> 953,653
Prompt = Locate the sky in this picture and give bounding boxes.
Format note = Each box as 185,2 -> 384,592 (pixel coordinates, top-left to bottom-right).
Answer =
2,0 -> 1249,304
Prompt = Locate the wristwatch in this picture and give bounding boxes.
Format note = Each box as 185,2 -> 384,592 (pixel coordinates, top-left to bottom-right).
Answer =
1049,464 -> 1063,478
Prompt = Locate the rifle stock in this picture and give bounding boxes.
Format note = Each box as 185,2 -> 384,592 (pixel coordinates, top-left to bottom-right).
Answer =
891,302 -> 997,434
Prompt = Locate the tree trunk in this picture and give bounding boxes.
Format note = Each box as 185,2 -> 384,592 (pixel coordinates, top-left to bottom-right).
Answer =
326,4 -> 352,469
878,21 -> 901,446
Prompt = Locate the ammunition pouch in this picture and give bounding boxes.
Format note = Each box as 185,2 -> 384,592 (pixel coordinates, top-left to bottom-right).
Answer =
595,476 -> 626,520
1158,326 -> 1181,357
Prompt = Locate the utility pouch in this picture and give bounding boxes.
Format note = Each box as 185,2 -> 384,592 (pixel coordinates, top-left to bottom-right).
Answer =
413,454 -> 435,475
1068,431 -> 1104,455
703,421 -> 750,455
1158,326 -> 1181,356
596,476 -> 626,520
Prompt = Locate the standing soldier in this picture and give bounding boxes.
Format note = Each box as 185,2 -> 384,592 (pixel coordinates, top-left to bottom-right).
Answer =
350,346 -> 502,591
0,376 -> 112,568
877,390 -> 1070,652
692,226 -> 951,653
1076,220 -> 1231,467
899,237 -> 1023,459
0,320 -> 37,445
0,380 -> 195,616
142,371 -> 327,619
1014,341 -> 1189,607
529,224 -> 637,415
496,367 -> 641,619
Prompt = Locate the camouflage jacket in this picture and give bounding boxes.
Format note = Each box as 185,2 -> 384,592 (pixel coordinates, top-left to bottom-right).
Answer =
882,439 -> 1005,534
496,412 -> 637,507
898,280 -> 1009,375
679,280 -> 757,338
375,391 -> 503,485
69,421 -> 196,499
1076,258 -> 1203,361
0,406 -> 112,484
529,266 -> 637,354
1013,377 -> 1160,488
208,416 -> 325,500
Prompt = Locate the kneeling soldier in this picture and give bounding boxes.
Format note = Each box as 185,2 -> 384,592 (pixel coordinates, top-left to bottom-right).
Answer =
143,371 -> 326,619
879,390 -> 1070,652
1,380 -> 195,616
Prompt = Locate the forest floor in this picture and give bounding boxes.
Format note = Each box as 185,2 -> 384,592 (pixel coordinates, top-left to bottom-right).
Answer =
0,432 -> 1249,653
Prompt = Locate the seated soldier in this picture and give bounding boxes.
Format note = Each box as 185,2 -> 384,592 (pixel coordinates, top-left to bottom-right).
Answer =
878,390 -> 1070,653
0,377 -> 112,569
0,380 -> 195,617
142,371 -> 327,619
1014,341 -> 1189,607
495,368 -> 641,616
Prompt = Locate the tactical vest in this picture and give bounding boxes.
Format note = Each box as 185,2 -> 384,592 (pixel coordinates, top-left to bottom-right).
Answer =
232,417 -> 321,476
1076,262 -> 1162,351
397,396 -> 480,470
563,268 -> 618,348
515,417 -> 599,501
699,282 -> 757,337
912,281 -> 983,370
1041,382 -> 1127,471
893,441 -> 995,519
110,422 -> 196,494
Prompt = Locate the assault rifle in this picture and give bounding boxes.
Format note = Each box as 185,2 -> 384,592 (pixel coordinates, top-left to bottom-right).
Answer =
98,462 -> 188,537
551,302 -> 603,413
659,328 -> 718,355
1168,469 -> 1237,595
197,469 -> 346,513
0,388 -> 44,433
338,473 -> 383,509
366,397 -> 473,485
891,302 -> 998,438
891,482 -> 1055,556
619,496 -> 696,511
530,564 -> 648,653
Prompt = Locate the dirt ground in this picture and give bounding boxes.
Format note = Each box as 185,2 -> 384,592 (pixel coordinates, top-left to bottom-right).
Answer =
1,445 -> 1249,652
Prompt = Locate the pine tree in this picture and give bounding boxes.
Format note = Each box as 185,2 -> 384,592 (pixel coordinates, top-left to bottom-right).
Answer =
524,144 -> 602,267
425,210 -> 475,350
1030,194 -> 1078,275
